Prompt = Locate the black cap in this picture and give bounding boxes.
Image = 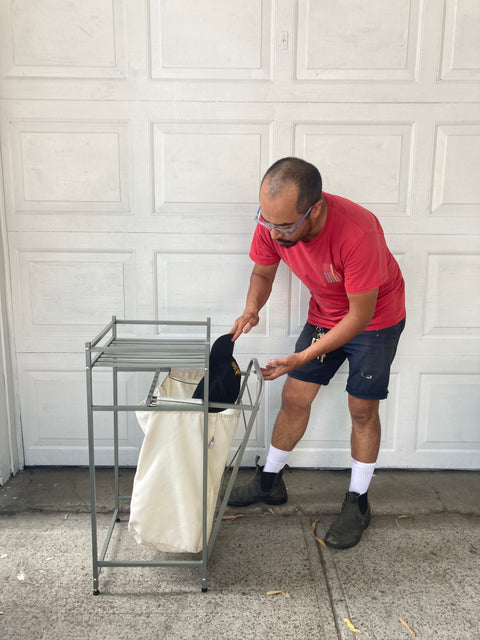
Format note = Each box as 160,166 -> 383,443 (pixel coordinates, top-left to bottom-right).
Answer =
192,333 -> 241,412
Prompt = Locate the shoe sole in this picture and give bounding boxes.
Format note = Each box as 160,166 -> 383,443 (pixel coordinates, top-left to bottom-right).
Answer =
227,496 -> 288,508
324,536 -> 363,550
323,516 -> 371,549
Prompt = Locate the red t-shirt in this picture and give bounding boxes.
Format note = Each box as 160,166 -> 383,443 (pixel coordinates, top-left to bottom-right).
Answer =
249,193 -> 405,330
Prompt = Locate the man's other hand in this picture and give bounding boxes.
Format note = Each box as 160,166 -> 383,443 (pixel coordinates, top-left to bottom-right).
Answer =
261,353 -> 303,380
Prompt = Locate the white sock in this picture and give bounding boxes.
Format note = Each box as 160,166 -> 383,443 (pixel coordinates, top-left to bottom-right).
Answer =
263,445 -> 291,474
349,457 -> 376,495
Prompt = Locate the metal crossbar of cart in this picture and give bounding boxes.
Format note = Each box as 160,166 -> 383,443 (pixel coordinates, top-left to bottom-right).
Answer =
86,317 -> 264,594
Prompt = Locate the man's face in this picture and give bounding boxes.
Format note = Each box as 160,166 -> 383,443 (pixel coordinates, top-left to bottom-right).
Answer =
258,182 -> 314,248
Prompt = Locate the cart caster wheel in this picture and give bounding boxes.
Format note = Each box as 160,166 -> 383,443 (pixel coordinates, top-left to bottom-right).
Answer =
93,589 -> 100,596
201,587 -> 208,593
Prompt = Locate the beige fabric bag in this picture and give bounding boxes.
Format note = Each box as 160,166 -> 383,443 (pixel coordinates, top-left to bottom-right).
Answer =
128,368 -> 240,553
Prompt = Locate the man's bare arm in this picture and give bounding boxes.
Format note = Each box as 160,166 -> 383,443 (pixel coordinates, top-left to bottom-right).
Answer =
230,263 -> 279,341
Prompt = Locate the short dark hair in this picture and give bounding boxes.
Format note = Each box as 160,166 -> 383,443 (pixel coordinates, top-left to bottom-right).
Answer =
261,157 -> 322,213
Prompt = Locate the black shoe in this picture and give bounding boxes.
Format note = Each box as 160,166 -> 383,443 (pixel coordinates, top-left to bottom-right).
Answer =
324,491 -> 371,549
227,456 -> 288,507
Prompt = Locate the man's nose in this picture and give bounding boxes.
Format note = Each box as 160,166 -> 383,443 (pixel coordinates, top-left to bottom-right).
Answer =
270,228 -> 283,241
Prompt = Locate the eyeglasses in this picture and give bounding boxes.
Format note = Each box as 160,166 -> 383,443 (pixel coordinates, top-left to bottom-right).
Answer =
255,205 -> 313,236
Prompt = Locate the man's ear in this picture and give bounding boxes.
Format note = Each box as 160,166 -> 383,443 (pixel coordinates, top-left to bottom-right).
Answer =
311,197 -> 324,220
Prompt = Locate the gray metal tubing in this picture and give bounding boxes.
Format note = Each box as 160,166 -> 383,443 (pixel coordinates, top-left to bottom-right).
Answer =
94,357 -> 205,363
91,404 -> 209,412
207,359 -> 263,556
201,318 -> 211,591
94,337 -> 208,344
95,357 -> 193,363
90,335 -> 115,368
237,361 -> 252,405
92,364 -> 205,371
93,352 -> 206,359
86,344 -> 99,593
113,367 -> 119,512
99,560 -> 205,568
146,370 -> 161,406
91,345 -> 207,354
90,401 -> 258,412
94,360 -> 205,368
115,319 -> 209,327
92,365 -> 204,373
88,318 -> 116,348
113,338 -> 206,344
99,509 -> 120,562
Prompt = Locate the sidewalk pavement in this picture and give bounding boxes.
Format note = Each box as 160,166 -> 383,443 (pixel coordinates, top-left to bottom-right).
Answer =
1,467 -> 479,640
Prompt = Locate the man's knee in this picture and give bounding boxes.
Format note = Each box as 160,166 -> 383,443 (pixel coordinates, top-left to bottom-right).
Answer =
281,378 -> 319,413
348,395 -> 379,427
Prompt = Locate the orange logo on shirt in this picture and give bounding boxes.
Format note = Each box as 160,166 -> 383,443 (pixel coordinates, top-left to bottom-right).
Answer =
323,264 -> 342,283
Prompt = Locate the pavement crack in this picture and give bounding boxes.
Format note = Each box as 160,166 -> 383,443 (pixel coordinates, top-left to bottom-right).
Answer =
301,517 -> 343,639
313,528 -> 350,640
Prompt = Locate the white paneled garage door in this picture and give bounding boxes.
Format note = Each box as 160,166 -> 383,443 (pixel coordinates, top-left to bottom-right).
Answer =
0,0 -> 479,469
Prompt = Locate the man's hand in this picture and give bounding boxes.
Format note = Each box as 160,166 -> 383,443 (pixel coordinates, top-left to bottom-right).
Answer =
230,311 -> 260,341
261,353 -> 304,381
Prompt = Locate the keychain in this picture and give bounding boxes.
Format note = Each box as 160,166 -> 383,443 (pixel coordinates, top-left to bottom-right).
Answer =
311,326 -> 327,362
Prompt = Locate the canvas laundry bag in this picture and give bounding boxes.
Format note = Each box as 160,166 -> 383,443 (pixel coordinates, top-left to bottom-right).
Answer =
128,368 -> 240,553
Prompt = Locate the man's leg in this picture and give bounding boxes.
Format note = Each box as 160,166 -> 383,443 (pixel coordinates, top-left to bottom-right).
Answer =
349,395 -> 380,504
324,395 -> 380,549
228,377 -> 320,506
349,396 -> 381,463
272,377 -> 321,451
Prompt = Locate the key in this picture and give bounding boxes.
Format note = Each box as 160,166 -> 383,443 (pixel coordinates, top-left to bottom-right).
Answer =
311,327 -> 326,362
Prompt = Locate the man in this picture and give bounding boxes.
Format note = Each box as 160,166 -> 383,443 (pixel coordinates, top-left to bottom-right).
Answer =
229,157 -> 405,549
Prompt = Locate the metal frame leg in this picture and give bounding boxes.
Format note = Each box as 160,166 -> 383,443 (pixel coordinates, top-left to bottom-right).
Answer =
201,321 -> 210,593
207,359 -> 264,557
113,366 -> 120,520
86,342 -> 100,595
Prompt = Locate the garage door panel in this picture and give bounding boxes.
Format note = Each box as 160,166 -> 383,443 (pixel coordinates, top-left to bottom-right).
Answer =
10,248 -> 136,339
431,125 -> 480,216
16,353 -> 143,467
1,0 -> 127,79
152,121 -> 272,214
155,252 -> 254,335
5,119 -> 132,217
416,373 -> 480,453
294,123 -> 414,216
150,0 -> 274,80
296,0 -> 421,82
440,0 -> 480,82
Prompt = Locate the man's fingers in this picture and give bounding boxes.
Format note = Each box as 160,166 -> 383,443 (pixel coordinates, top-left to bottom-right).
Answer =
261,354 -> 299,381
230,317 -> 256,341
261,367 -> 281,381
231,325 -> 248,342
230,328 -> 241,341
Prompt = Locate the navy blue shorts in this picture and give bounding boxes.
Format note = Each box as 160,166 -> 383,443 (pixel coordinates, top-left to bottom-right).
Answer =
288,318 -> 405,400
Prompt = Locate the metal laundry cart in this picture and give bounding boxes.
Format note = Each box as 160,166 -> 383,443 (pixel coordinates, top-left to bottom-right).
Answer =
86,317 -> 264,594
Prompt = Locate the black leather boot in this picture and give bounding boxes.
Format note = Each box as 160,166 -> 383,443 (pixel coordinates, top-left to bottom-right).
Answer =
324,491 -> 371,549
227,456 -> 288,507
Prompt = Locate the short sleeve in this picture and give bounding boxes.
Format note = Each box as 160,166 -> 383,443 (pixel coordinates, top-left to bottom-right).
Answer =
343,230 -> 388,294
